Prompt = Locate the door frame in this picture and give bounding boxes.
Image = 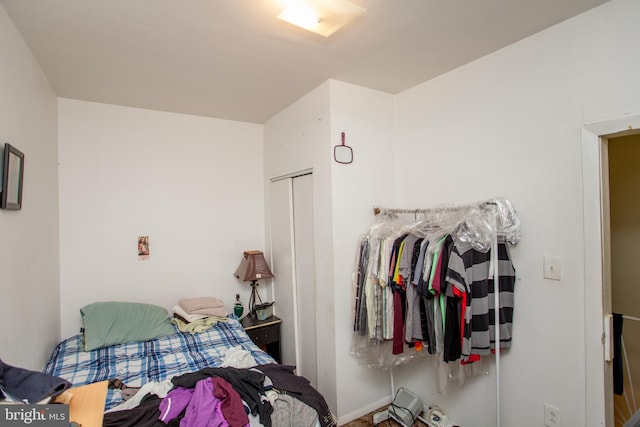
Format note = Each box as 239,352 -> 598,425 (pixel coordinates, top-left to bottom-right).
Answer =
582,114 -> 640,427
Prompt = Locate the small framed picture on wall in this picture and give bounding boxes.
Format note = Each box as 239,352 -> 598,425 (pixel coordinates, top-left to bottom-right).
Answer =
138,235 -> 150,260
1,143 -> 25,210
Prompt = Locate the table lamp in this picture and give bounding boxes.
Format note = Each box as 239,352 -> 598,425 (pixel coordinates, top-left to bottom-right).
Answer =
233,250 -> 274,318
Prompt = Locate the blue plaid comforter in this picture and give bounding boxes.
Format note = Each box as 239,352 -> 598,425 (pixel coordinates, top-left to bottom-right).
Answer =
44,316 -> 274,410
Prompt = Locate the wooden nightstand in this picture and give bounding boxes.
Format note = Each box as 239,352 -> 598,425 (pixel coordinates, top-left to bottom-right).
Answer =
241,315 -> 282,363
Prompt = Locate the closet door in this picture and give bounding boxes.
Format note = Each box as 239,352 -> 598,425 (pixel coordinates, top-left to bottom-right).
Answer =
269,178 -> 297,367
269,173 -> 317,387
292,174 -> 317,387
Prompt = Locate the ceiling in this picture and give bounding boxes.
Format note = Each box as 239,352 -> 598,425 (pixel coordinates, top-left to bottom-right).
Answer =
1,0 -> 609,124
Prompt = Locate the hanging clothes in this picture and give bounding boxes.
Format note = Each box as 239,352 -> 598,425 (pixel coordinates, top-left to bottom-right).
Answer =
446,237 -> 516,363
350,198 -> 521,392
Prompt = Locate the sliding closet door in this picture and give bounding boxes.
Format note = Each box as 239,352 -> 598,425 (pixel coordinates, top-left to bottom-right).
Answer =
270,178 -> 297,367
292,174 -> 317,387
269,172 -> 317,387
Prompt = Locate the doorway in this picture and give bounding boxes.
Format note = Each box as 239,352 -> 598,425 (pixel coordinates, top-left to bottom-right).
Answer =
269,171 -> 318,388
608,134 -> 640,426
582,115 -> 640,427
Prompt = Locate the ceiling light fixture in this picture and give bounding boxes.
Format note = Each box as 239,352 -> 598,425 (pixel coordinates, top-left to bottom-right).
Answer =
277,0 -> 365,38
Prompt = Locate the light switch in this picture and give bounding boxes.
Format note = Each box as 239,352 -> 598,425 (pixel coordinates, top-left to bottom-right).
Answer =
544,256 -> 561,281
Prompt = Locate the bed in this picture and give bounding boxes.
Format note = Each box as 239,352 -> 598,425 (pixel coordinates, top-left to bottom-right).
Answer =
44,302 -> 332,427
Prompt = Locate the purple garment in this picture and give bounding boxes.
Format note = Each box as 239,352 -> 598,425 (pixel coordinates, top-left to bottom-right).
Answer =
182,378 -> 228,427
158,379 -> 229,427
159,387 -> 194,423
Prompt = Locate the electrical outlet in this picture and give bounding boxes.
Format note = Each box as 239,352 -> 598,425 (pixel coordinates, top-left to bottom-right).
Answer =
544,403 -> 562,427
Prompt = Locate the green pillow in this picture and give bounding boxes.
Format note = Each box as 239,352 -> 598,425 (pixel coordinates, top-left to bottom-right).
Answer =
80,301 -> 176,351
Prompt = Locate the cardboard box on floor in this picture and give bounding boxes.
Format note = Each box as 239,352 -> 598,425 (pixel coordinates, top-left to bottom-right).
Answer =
54,380 -> 108,427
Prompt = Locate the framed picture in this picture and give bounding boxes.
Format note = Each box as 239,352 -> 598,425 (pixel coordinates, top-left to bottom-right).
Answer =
137,235 -> 150,260
1,143 -> 25,210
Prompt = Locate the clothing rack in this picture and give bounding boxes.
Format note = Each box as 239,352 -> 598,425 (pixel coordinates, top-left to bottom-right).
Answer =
369,198 -> 519,427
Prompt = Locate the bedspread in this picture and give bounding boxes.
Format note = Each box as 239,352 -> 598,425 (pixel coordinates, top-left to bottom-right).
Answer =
45,316 -> 274,410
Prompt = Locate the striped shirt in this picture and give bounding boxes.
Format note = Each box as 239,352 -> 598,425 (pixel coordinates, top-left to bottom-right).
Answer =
446,237 -> 516,363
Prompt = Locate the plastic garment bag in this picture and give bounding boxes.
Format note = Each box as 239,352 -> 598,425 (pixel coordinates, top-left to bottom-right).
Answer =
350,198 -> 520,393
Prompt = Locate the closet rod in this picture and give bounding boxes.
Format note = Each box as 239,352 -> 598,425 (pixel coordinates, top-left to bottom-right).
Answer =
373,200 -> 497,216
623,315 -> 640,323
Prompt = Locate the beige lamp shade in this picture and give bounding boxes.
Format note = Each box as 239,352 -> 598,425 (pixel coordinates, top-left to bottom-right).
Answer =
234,250 -> 274,282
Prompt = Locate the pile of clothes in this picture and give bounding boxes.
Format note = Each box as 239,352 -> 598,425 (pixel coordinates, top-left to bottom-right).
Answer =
172,297 -> 228,333
103,364 -> 334,427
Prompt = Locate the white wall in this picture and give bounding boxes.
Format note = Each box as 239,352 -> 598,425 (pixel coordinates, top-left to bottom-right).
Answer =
58,99 -> 265,338
0,5 -> 60,369
327,80 -> 398,422
263,79 -> 397,422
390,0 -> 640,426
263,81 -> 338,412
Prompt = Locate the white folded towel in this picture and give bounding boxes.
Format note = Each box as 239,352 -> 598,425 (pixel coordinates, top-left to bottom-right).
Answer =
172,305 -> 208,323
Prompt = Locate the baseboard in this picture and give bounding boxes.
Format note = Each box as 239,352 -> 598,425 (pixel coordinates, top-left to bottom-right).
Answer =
337,395 -> 393,425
